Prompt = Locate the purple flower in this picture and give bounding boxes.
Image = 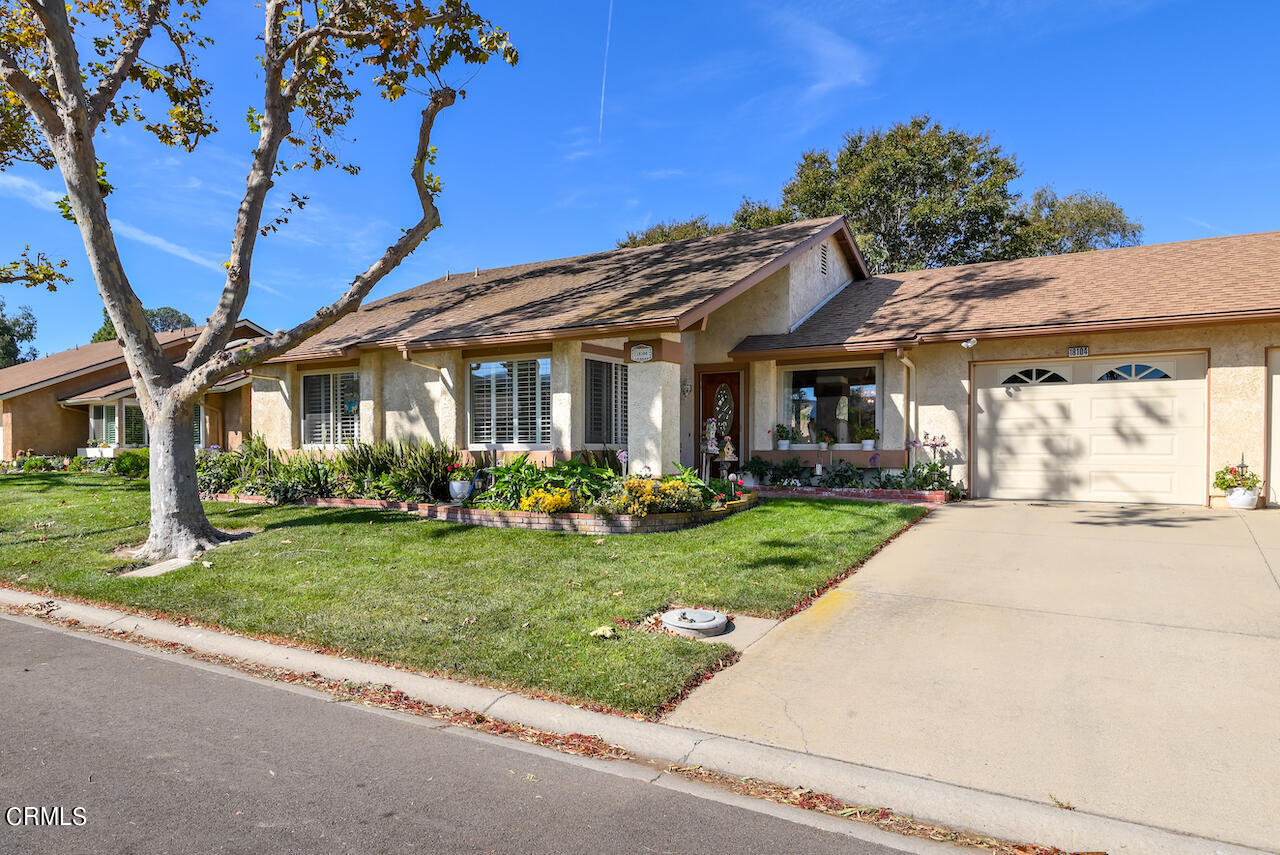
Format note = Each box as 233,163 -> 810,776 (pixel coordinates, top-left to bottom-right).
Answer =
869,453 -> 880,466
616,449 -> 628,465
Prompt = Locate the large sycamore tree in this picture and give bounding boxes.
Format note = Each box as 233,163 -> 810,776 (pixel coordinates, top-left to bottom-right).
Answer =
0,0 -> 515,559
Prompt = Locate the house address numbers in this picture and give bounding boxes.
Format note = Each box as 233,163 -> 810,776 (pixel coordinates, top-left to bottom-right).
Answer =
1067,345 -> 1089,358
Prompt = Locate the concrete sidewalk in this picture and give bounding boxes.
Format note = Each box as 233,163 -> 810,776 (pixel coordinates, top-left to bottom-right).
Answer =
666,501 -> 1280,853
0,585 -> 1268,855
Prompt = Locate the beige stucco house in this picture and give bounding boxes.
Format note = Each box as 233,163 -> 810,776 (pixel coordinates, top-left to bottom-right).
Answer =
0,320 -> 266,460
249,217 -> 1280,507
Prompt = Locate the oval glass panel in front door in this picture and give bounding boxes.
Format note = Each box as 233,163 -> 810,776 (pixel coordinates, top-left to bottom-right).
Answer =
713,383 -> 734,436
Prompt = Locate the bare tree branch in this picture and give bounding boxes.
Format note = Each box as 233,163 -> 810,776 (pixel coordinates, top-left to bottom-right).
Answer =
87,0 -> 164,129
0,44 -> 65,137
181,87 -> 457,395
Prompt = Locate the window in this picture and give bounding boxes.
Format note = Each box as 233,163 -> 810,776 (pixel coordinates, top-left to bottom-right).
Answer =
124,404 -> 147,447
301,372 -> 360,446
90,404 -> 117,445
1096,363 -> 1172,382
469,358 -> 550,445
192,404 -> 205,447
1001,368 -> 1068,385
585,359 -> 627,444
783,366 -> 876,444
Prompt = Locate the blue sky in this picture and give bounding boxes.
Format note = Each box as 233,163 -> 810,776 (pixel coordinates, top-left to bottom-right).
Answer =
2,0 -> 1278,356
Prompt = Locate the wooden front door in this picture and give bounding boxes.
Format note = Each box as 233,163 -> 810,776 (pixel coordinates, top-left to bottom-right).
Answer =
699,371 -> 743,472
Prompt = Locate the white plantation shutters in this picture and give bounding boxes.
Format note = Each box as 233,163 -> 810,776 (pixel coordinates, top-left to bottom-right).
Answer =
91,404 -> 117,445
585,359 -> 627,444
469,358 -> 550,444
124,404 -> 147,446
301,372 -> 360,446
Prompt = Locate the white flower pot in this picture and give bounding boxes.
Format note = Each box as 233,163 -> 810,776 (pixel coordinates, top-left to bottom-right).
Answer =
448,480 -> 473,502
1226,487 -> 1260,509
739,472 -> 757,489
817,442 -> 829,451
860,439 -> 876,451
777,440 -> 791,451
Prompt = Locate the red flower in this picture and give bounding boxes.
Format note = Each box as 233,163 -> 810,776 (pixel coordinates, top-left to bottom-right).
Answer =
1230,467 -> 1238,474
735,491 -> 743,497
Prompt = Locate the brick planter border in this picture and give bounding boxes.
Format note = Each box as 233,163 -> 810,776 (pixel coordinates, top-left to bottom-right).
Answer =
208,492 -> 761,535
755,486 -> 952,504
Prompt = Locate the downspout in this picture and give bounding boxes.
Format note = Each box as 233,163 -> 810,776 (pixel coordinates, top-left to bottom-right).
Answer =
896,347 -> 917,467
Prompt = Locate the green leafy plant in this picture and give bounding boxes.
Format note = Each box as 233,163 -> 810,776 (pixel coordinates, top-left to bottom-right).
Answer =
818,461 -> 869,488
855,424 -> 880,441
772,456 -> 813,486
1213,463 -> 1261,492
111,449 -> 149,479
742,456 -> 773,483
772,423 -> 795,442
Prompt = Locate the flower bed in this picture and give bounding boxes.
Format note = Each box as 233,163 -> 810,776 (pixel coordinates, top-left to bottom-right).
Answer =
756,486 -> 952,504
209,491 -> 761,534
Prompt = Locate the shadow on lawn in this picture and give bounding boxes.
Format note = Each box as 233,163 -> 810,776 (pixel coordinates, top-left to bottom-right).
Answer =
209,505 -> 477,539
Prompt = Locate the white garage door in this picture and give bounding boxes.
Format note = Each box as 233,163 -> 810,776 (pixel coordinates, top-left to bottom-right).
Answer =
972,353 -> 1207,504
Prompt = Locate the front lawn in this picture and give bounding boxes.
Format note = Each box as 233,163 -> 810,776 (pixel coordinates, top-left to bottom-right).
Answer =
0,473 -> 926,715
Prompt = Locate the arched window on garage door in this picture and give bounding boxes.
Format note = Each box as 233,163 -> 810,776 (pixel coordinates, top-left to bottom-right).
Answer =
1001,367 -> 1069,385
1096,363 -> 1172,382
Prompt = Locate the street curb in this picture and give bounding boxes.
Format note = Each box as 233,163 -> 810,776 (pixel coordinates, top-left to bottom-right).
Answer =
0,587 -> 1267,855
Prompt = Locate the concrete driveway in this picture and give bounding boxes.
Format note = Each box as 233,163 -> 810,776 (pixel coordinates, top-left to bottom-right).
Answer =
666,501 -> 1280,852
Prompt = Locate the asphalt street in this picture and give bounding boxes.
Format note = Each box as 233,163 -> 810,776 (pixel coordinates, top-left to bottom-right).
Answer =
0,615 -> 913,854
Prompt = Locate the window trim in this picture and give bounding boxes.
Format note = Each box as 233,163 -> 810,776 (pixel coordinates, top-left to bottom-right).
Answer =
465,352 -> 553,451
583,355 -> 628,447
299,368 -> 361,450
778,359 -> 882,450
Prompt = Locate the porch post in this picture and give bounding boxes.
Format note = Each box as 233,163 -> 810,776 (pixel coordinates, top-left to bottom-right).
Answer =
626,359 -> 681,476
551,340 -> 584,459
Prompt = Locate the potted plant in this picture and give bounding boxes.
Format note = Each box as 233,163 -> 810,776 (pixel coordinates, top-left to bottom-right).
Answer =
816,428 -> 835,451
773,424 -> 793,451
741,455 -> 772,488
446,463 -> 477,503
857,424 -> 880,451
1213,463 -> 1261,509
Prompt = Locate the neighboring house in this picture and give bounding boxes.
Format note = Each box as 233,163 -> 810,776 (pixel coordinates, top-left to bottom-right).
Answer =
250,216 -> 1280,507
0,321 -> 267,460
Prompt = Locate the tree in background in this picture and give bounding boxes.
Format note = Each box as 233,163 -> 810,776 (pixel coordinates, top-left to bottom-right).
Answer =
0,296 -> 37,367
1004,187 -> 1143,257
0,1 -> 516,559
91,306 -> 195,343
617,215 -> 730,248
629,116 -> 1143,274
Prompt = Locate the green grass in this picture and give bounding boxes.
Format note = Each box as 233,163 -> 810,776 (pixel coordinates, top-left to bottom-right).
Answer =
0,473 -> 926,715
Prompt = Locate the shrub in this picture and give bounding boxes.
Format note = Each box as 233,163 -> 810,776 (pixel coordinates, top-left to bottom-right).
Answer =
112,449 -> 149,479
1213,463 -> 1261,492
819,461 -> 868,488
21,456 -> 53,472
742,456 -> 772,483
772,456 -> 812,486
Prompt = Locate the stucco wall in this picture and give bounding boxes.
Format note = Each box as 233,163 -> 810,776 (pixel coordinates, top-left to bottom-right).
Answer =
787,237 -> 853,328
385,349 -> 462,445
694,267 -> 790,364
906,321 -> 1280,501
250,364 -> 296,449
3,386 -> 89,457
551,340 -> 584,452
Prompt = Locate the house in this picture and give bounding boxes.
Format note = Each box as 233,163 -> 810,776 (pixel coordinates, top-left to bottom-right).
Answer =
0,320 -> 267,460
248,217 -> 1280,507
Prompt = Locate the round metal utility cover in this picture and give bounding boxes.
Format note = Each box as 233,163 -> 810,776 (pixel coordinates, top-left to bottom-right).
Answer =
660,608 -> 729,638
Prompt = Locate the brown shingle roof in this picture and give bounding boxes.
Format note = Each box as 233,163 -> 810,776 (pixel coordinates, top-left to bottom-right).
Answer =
0,321 -> 266,399
282,217 -> 855,358
60,371 -> 251,404
734,230 -> 1280,354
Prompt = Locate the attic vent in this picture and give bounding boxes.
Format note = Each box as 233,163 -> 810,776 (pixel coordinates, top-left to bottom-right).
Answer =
819,242 -> 830,276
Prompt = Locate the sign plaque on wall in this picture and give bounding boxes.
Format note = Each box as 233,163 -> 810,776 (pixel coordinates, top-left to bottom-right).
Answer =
1067,345 -> 1089,358
629,343 -> 654,363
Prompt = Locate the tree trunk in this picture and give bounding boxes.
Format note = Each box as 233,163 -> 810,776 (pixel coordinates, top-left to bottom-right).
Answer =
137,403 -> 226,560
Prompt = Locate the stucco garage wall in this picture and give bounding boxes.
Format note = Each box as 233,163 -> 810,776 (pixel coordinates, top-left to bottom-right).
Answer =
4,387 -> 89,456
909,321 -> 1280,501
250,364 -> 296,449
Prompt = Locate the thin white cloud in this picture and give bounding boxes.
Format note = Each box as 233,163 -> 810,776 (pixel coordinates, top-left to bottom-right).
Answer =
773,17 -> 872,101
644,168 -> 686,179
0,173 -> 63,210
113,221 -> 226,274
1186,217 -> 1223,234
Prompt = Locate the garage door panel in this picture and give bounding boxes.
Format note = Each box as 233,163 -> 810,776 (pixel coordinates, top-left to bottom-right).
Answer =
974,353 -> 1207,504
